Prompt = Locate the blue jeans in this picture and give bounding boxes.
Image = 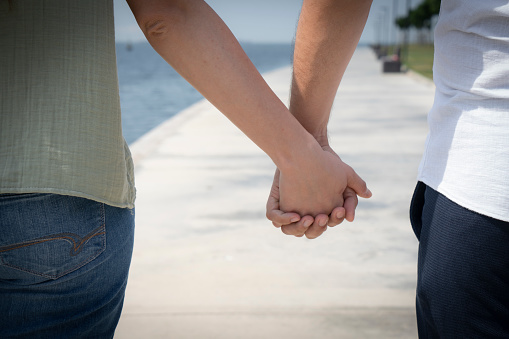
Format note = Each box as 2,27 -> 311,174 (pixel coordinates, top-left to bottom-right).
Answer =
410,182 -> 509,338
0,193 -> 135,338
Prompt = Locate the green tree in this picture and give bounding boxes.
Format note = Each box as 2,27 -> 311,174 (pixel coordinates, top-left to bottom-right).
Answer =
395,16 -> 411,30
395,0 -> 441,30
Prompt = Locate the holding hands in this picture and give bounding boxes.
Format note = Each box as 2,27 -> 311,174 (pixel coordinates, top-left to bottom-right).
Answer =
262,0 -> 373,238
129,0 -> 373,240
266,145 -> 371,239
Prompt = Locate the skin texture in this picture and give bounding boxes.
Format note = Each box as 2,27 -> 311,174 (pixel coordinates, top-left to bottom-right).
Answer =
266,0 -> 373,238
126,0 -> 371,239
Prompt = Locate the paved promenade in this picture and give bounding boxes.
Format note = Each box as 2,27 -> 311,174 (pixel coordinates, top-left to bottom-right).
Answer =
115,47 -> 435,338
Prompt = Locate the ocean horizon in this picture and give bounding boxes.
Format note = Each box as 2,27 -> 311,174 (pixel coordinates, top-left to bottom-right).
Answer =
117,41 -> 294,144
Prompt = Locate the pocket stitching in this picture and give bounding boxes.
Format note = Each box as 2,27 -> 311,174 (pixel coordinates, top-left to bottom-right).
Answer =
0,204 -> 107,279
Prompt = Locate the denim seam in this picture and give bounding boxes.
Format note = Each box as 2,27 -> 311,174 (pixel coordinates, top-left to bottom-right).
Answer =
0,203 -> 107,280
0,189 -> 135,209
0,226 -> 106,256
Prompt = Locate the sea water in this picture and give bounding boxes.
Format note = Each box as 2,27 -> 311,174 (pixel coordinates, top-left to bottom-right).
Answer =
116,42 -> 293,144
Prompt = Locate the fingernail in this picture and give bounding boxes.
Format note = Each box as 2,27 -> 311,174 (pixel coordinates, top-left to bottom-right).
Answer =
336,211 -> 343,219
290,217 -> 300,223
303,220 -> 312,228
319,219 -> 327,227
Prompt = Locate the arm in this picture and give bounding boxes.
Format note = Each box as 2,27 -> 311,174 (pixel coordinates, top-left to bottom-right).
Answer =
290,0 -> 372,144
267,0 -> 373,238
126,0 -> 316,169
126,0 -> 363,218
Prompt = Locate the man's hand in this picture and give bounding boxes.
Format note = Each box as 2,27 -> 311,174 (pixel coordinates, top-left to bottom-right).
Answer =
264,0 -> 373,240
319,145 -> 362,223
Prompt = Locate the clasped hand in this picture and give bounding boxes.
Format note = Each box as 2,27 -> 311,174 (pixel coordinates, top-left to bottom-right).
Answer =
266,146 -> 371,239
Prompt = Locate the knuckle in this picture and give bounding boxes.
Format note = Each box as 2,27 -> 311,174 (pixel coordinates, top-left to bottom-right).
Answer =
265,210 -> 273,220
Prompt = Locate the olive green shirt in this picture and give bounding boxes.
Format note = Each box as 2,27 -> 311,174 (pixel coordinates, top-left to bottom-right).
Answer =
0,0 -> 136,208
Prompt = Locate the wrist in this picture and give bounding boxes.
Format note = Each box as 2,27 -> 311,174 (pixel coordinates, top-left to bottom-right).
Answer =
312,132 -> 329,148
288,103 -> 329,147
275,131 -> 323,176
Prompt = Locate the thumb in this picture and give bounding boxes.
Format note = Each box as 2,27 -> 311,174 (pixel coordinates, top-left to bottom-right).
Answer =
346,166 -> 372,199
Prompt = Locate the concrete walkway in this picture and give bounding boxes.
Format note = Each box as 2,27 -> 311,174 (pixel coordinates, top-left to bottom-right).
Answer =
114,47 -> 435,339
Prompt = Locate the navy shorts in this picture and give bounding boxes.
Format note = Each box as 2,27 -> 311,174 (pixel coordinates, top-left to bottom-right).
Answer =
410,182 -> 509,338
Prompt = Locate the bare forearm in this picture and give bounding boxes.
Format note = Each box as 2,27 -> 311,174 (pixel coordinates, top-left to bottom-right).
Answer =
291,0 -> 372,145
127,0 -> 319,171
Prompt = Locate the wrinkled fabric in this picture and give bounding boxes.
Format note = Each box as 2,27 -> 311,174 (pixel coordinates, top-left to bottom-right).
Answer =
0,0 -> 136,208
417,0 -> 509,221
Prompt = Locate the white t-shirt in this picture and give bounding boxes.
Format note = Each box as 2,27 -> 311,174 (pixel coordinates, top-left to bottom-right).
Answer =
417,0 -> 509,221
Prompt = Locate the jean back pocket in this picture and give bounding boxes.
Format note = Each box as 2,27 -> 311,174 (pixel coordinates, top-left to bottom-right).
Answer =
0,193 -> 106,280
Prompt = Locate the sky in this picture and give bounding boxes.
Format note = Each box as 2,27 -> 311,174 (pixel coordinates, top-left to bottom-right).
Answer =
114,0 -> 424,44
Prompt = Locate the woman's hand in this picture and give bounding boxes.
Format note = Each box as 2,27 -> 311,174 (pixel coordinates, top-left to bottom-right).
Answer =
266,147 -> 371,239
